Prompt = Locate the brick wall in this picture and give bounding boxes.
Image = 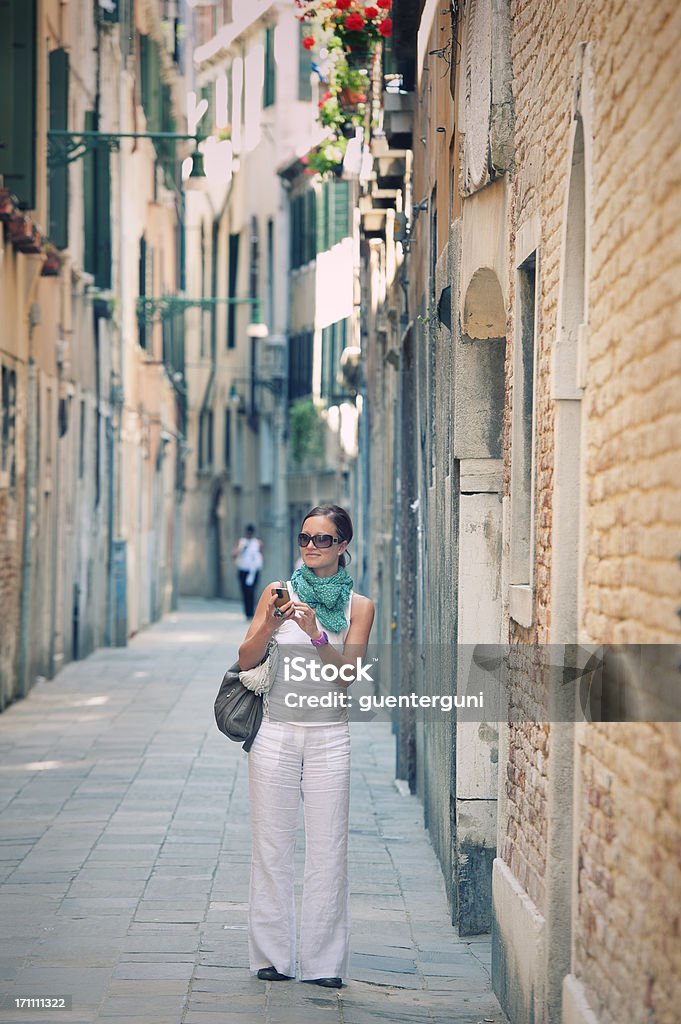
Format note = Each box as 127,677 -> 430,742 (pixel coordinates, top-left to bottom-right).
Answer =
503,0 -> 681,1019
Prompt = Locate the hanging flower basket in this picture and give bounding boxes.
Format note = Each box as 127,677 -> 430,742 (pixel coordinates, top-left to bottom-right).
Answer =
295,1 -> 392,60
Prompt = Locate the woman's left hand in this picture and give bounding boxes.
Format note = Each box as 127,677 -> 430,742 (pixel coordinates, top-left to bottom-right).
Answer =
291,602 -> 322,640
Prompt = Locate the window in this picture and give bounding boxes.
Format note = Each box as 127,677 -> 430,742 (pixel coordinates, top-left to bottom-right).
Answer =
263,26 -> 276,108
266,218 -> 274,329
288,332 -> 314,401
224,407 -> 231,470
321,319 -> 350,401
78,400 -> 86,479
83,110 -> 111,288
49,48 -> 69,249
0,0 -> 37,209
200,82 -> 216,134
316,180 -> 350,253
510,249 -> 538,624
227,232 -> 240,348
298,22 -> 313,101
290,191 -> 317,270
199,409 -> 214,470
138,235 -> 148,349
1,364 -> 17,491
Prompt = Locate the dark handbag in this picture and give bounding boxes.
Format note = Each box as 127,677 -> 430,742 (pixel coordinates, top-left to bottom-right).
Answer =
214,637 -> 277,751
214,661 -> 263,751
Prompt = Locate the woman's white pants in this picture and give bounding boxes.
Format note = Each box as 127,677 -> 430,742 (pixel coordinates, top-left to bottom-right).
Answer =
247,718 -> 351,980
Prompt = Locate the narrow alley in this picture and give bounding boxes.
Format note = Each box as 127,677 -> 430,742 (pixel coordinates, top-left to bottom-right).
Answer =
0,600 -> 506,1024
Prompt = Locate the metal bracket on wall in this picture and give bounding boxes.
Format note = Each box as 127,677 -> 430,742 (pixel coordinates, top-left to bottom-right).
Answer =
47,129 -> 201,167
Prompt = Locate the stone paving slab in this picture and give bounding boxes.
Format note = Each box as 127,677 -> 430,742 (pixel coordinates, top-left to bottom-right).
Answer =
0,598 -> 507,1023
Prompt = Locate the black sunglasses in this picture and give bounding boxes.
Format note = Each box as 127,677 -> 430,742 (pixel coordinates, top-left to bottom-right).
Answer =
298,532 -> 340,549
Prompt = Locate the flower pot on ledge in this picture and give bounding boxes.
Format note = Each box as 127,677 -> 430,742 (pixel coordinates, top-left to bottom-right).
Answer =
41,248 -> 62,277
9,216 -> 41,254
0,189 -> 18,221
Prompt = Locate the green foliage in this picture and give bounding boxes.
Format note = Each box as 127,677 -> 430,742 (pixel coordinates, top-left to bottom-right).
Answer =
288,398 -> 325,465
303,136 -> 348,178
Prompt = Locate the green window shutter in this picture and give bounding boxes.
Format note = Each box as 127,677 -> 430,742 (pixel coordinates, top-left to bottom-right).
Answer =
141,35 -> 162,132
321,325 -> 331,400
49,48 -> 69,249
0,0 -> 37,208
298,23 -> 313,102
333,181 -> 350,245
160,82 -> 176,188
138,236 -> 147,348
227,232 -> 240,348
290,196 -> 301,270
316,183 -> 327,254
264,26 -> 275,108
95,132 -> 111,288
83,111 -> 96,275
324,181 -> 332,251
200,83 -> 215,135
305,189 -> 316,264
83,108 -> 111,285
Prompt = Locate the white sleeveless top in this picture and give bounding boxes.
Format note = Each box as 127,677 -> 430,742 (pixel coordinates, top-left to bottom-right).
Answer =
265,580 -> 353,726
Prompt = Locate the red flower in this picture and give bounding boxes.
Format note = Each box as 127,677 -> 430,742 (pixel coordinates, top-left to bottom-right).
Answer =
377,0 -> 391,8
378,17 -> 392,35
364,5 -> 378,17
345,12 -> 365,31
335,0 -> 352,9
323,91 -> 333,101
302,35 -> 316,49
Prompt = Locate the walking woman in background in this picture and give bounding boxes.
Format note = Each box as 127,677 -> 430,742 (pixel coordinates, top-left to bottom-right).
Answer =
232,524 -> 264,619
237,504 -> 375,988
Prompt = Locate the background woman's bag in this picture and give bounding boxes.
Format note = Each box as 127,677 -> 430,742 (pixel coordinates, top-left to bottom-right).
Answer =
214,638 -> 279,751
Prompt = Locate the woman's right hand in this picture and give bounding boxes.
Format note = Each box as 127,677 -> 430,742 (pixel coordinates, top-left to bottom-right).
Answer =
264,589 -> 295,635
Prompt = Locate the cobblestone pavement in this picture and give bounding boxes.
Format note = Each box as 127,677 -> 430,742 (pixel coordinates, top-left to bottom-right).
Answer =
0,599 -> 507,1024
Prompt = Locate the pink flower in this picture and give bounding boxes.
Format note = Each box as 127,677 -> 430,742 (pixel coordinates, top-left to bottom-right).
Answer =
377,0 -> 391,8
345,12 -> 365,31
302,35 -> 316,49
378,17 -> 392,35
364,6 -> 378,19
301,154 -> 310,164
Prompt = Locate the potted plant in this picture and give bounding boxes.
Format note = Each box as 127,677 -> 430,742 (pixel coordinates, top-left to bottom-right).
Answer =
303,135 -> 349,178
333,60 -> 369,108
41,244 -> 62,277
0,188 -> 17,221
9,215 -> 41,253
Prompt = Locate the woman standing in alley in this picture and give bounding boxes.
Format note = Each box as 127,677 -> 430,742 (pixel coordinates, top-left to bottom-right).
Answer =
232,524 -> 264,619
237,504 -> 375,988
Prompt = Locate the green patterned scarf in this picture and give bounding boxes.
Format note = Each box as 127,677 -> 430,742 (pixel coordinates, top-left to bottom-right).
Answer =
290,564 -> 354,633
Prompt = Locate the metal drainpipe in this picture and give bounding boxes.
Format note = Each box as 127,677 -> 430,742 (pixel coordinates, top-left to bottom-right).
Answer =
17,305 -> 40,699
106,11 -> 125,646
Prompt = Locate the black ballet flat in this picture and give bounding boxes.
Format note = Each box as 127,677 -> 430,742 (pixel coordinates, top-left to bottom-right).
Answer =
301,977 -> 343,988
257,966 -> 293,981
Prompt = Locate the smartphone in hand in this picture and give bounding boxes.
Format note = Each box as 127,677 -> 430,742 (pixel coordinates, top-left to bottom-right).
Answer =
272,587 -> 289,609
